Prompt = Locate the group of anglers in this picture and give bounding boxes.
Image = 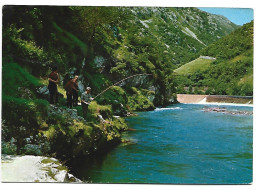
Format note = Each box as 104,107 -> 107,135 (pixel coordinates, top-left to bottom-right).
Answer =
48,66 -> 93,119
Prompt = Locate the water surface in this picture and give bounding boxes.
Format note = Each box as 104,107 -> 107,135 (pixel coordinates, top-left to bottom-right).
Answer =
72,104 -> 253,184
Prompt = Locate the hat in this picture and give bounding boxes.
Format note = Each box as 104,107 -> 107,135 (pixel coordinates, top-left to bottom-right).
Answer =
86,87 -> 91,90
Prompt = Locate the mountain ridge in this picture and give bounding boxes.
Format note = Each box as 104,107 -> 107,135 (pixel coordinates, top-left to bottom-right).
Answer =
127,7 -> 239,65
175,21 -> 253,96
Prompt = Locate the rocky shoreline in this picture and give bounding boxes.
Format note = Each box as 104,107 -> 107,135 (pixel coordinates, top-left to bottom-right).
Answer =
202,107 -> 253,115
1,154 -> 81,183
2,92 -> 129,183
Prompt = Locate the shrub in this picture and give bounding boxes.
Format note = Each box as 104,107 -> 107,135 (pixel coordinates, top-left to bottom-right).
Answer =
88,101 -> 113,120
127,87 -> 155,111
3,25 -> 50,76
2,96 -> 49,154
95,86 -> 128,116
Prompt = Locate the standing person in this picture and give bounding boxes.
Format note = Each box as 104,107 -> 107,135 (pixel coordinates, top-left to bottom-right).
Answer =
64,78 -> 74,109
72,75 -> 79,107
48,66 -> 59,105
81,87 -> 94,119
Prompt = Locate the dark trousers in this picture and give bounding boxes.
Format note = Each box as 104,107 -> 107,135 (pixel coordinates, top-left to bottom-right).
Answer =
82,102 -> 89,119
72,89 -> 78,106
66,92 -> 73,108
49,85 -> 58,105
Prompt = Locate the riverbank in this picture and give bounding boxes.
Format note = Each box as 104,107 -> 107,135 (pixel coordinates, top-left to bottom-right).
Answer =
1,98 -> 129,183
177,94 -> 253,105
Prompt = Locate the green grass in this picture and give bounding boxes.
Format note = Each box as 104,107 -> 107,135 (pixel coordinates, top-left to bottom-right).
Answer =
2,60 -> 41,97
41,158 -> 68,171
238,73 -> 253,86
174,58 -> 213,76
174,49 -> 253,96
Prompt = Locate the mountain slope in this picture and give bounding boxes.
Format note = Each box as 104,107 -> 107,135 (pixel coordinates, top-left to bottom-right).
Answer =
127,7 -> 239,65
2,6 -> 239,106
174,56 -> 215,75
175,21 -> 253,96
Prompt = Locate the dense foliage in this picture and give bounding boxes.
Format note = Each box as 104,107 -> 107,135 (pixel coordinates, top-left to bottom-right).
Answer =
175,21 -> 253,96
2,6 -> 238,106
200,22 -> 253,60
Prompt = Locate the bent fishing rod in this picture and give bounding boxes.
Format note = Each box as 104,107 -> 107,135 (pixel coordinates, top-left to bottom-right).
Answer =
92,73 -> 152,100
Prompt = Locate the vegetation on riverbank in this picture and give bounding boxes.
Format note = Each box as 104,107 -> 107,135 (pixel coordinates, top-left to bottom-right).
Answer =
1,58 -> 128,160
175,21 -> 253,96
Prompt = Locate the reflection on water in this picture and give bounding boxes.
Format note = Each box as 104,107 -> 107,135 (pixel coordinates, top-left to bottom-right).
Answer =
71,104 -> 253,184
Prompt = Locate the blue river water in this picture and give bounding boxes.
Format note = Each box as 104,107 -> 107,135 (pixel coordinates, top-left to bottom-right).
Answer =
72,103 -> 253,184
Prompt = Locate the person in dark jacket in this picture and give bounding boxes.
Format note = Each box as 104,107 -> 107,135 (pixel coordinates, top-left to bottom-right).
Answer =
48,66 -> 59,105
65,75 -> 79,109
72,75 -> 79,107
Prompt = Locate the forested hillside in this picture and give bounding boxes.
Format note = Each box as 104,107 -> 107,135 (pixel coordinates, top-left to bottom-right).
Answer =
175,21 -> 253,96
2,6 -> 239,161
2,6 -> 238,105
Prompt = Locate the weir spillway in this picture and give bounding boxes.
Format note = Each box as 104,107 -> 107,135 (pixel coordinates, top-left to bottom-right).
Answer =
177,94 -> 253,105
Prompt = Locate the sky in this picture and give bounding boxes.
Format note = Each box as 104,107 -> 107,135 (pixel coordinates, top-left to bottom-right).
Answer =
198,8 -> 254,26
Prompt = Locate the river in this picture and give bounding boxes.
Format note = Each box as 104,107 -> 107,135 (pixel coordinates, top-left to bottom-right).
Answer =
71,103 -> 253,184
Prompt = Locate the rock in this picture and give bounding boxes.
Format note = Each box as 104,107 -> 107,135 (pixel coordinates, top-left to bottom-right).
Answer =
18,87 -> 34,99
202,107 -> 253,115
66,173 -> 80,182
54,169 -> 67,181
36,86 -> 49,99
126,112 -> 138,116
36,86 -> 63,100
49,105 -> 86,123
65,108 -> 78,118
113,102 -> 128,117
98,115 -> 106,123
24,144 -> 43,155
147,94 -> 155,102
199,55 -> 216,60
77,79 -> 85,93
127,128 -> 136,131
1,154 -> 81,183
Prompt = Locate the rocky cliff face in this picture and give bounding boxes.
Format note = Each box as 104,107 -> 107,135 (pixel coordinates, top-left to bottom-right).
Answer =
126,7 -> 238,65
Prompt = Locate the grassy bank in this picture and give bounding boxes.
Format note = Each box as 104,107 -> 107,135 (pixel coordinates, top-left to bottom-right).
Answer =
1,59 -> 130,162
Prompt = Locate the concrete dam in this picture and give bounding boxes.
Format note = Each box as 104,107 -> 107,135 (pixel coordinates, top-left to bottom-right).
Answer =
177,94 -> 253,105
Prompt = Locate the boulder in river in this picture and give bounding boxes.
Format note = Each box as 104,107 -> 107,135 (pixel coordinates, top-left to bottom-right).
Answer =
202,107 -> 253,115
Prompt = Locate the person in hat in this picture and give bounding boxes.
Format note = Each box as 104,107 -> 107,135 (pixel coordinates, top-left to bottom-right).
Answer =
81,87 -> 94,119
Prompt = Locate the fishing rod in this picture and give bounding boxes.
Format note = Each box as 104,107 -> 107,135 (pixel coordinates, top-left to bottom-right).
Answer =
92,73 -> 152,100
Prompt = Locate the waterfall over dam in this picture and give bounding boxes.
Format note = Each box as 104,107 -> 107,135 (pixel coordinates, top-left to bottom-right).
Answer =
177,94 -> 253,105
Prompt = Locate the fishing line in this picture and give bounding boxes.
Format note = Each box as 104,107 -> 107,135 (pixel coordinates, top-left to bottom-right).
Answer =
93,73 -> 152,100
